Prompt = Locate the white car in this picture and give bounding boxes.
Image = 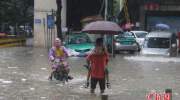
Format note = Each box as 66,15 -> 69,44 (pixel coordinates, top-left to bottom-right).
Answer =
141,31 -> 178,57
130,31 -> 148,50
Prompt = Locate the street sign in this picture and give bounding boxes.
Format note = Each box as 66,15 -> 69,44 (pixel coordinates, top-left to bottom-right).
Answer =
47,15 -> 55,29
34,19 -> 41,24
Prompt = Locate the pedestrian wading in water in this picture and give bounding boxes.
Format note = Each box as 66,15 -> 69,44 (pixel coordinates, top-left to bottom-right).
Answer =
85,38 -> 110,94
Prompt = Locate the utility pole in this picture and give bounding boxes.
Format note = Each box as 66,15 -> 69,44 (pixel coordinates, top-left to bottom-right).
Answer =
105,0 -> 108,21
56,0 -> 62,40
104,0 -> 108,43
104,0 -> 115,57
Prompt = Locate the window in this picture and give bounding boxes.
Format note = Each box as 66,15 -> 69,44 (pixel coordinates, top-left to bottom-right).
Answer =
144,37 -> 170,48
68,34 -> 91,44
135,32 -> 148,38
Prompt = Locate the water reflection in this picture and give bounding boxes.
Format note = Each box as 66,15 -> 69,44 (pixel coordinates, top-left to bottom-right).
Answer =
0,47 -> 180,99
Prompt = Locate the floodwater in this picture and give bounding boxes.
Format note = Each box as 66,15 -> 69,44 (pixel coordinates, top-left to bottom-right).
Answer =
0,47 -> 180,100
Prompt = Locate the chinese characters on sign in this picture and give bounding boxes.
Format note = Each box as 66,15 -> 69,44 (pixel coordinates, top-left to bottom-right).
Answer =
146,92 -> 171,100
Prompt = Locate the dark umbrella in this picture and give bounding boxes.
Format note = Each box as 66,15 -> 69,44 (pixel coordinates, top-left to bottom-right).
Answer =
82,21 -> 123,57
82,21 -> 123,34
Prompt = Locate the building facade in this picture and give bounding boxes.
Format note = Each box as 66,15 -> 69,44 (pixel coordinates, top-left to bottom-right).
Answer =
34,0 -> 180,47
34,0 -> 67,47
34,0 -> 117,47
128,0 -> 180,32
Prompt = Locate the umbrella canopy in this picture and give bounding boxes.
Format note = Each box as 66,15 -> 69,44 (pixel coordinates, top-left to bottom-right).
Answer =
82,21 -> 123,34
155,23 -> 170,30
81,15 -> 103,23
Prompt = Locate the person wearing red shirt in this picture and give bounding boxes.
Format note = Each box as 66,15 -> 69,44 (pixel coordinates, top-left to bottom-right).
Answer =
86,38 -> 110,94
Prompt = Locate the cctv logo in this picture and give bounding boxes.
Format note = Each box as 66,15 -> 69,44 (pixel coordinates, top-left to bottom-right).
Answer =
146,93 -> 171,100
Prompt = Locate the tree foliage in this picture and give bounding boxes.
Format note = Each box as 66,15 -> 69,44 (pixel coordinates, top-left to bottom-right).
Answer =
0,0 -> 34,27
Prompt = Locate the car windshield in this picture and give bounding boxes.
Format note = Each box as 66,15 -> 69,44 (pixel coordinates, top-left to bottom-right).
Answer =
68,34 -> 91,44
135,32 -> 147,38
144,37 -> 170,48
124,32 -> 134,37
115,32 -> 134,41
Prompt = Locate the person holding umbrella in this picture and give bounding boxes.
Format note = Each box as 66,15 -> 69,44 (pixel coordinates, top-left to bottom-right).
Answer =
82,20 -> 123,58
85,38 -> 110,94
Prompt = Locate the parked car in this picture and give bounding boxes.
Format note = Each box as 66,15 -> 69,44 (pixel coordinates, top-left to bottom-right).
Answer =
113,31 -> 139,54
141,31 -> 178,57
64,32 -> 94,57
130,31 -> 148,50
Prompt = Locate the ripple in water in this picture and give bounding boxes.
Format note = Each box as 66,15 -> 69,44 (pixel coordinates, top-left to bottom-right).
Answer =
0,79 -> 12,84
124,56 -> 180,63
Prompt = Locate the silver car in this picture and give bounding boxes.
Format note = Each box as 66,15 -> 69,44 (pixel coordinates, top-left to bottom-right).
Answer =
130,31 -> 148,49
141,31 -> 178,57
114,32 -> 139,54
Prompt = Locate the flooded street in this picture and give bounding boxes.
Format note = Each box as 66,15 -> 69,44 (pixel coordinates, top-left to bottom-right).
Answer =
0,47 -> 180,100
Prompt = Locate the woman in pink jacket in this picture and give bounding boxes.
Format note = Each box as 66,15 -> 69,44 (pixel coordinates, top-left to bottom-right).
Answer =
48,38 -> 72,80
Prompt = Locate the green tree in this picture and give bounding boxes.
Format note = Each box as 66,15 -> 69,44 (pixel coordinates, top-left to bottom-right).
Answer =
0,0 -> 33,33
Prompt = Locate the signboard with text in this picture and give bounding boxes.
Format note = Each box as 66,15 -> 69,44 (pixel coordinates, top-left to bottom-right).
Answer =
47,15 -> 55,29
34,19 -> 41,24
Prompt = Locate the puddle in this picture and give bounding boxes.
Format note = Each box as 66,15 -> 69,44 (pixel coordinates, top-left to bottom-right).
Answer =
7,67 -> 19,69
1,80 -> 13,84
30,87 -> 35,91
40,54 -> 44,57
41,68 -> 47,70
0,96 -> 4,100
21,78 -> 27,82
0,79 -> 4,82
122,78 -> 127,81
155,68 -> 160,71
40,96 -> 47,99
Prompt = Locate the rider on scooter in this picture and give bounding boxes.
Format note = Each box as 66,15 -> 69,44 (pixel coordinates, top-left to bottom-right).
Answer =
48,38 -> 72,80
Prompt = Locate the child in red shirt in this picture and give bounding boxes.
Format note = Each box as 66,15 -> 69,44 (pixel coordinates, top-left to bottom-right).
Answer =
86,38 -> 110,94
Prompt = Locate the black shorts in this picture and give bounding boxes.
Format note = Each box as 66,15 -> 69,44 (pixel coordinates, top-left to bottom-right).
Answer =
91,77 -> 105,90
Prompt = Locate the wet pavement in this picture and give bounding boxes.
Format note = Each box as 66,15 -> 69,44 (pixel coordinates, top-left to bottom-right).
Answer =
0,47 -> 180,100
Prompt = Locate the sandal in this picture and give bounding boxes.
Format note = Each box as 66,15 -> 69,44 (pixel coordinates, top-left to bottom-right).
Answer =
106,82 -> 111,89
84,81 -> 89,88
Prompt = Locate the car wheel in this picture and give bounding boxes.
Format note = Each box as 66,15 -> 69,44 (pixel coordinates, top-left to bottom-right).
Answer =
115,50 -> 120,54
138,47 -> 141,52
137,43 -> 141,52
170,49 -> 178,57
129,50 -> 135,54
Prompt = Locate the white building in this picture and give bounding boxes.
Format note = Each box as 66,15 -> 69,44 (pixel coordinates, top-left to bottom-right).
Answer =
34,0 -> 67,47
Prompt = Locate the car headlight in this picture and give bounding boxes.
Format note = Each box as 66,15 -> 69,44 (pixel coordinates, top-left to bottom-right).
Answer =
67,48 -> 79,56
115,42 -> 120,46
132,43 -> 137,46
